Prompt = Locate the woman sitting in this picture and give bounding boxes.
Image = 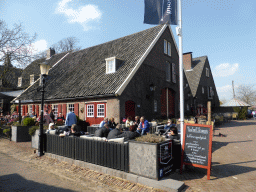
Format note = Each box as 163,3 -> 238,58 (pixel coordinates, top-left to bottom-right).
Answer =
125,116 -> 133,128
108,117 -> 117,129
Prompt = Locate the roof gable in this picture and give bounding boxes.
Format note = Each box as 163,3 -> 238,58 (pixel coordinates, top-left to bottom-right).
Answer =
15,24 -> 177,102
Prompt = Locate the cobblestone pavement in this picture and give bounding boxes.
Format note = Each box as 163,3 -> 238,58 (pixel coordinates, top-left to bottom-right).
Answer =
168,119 -> 256,192
1,120 -> 255,192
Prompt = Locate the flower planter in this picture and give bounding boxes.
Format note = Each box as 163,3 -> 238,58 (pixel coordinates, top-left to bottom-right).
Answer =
129,139 -> 174,180
11,126 -> 31,142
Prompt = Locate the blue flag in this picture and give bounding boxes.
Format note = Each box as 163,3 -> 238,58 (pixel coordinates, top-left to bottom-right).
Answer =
144,0 -> 178,25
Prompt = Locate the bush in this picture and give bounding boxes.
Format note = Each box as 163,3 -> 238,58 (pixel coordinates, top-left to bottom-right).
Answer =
135,134 -> 165,143
22,117 -> 35,126
29,126 -> 39,136
3,128 -> 10,134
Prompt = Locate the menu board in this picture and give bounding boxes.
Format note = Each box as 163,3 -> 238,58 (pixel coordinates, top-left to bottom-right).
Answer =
158,140 -> 173,178
181,123 -> 213,180
184,125 -> 210,166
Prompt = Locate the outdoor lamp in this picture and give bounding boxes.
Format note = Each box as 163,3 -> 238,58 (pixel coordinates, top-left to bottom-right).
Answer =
38,60 -> 50,157
39,61 -> 51,75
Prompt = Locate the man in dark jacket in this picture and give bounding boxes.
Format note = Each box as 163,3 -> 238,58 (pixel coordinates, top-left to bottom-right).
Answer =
107,125 -> 121,139
116,125 -> 141,141
94,124 -> 110,138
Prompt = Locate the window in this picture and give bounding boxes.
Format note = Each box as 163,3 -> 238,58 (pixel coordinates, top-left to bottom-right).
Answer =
154,100 -> 157,112
97,104 -> 105,117
187,104 -> 189,111
53,105 -> 58,120
68,104 -> 74,112
21,106 -> 23,116
166,62 -> 171,82
87,105 -> 94,117
106,57 -> 116,73
168,42 -> 171,56
164,40 -> 171,56
202,87 -> 204,94
18,77 -> 22,87
0,79 -> 2,86
172,63 -> 176,83
164,40 -> 168,54
29,105 -> 32,115
30,74 -> 34,85
208,87 -> 213,99
206,68 -> 209,77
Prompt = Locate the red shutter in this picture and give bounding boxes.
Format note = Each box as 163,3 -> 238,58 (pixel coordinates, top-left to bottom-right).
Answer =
16,106 -> 19,113
63,104 -> 67,119
74,103 -> 79,116
36,105 -> 39,117
25,105 -> 28,115
22,106 -> 25,116
58,104 -> 62,116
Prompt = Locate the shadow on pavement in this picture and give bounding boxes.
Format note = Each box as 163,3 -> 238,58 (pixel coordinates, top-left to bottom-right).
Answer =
217,120 -> 256,128
0,174 -> 75,192
211,140 -> 253,153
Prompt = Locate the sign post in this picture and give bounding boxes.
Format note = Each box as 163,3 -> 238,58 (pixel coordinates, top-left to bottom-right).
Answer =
181,123 -> 213,180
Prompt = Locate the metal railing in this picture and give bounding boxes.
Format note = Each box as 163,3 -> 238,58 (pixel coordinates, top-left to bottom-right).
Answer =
45,134 -> 129,172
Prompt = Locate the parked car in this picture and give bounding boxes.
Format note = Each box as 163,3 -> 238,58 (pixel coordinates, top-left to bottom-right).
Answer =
247,110 -> 253,118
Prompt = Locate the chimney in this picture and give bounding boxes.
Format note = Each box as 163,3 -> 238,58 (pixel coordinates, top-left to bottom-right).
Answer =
183,52 -> 193,70
46,48 -> 55,60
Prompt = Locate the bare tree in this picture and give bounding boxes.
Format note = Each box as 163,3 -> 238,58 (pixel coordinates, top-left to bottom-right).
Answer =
236,84 -> 256,105
51,37 -> 81,54
0,20 -> 37,68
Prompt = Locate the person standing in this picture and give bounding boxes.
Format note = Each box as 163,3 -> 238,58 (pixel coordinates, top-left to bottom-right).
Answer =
65,108 -> 77,128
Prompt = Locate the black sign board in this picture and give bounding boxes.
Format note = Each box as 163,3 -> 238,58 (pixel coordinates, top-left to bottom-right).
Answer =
181,123 -> 213,180
158,140 -> 173,178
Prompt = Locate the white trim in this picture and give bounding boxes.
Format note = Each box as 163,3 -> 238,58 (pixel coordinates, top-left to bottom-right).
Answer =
87,104 -> 94,117
85,100 -> 107,104
105,57 -> 116,74
97,104 -> 105,117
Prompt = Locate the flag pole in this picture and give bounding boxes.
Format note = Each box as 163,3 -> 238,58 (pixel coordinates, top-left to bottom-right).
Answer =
177,0 -> 184,146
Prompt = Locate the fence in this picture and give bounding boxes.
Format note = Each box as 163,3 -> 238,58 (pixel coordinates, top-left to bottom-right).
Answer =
45,134 -> 129,172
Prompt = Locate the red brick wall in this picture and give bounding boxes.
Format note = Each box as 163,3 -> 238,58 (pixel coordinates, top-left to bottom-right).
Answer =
74,103 -> 79,116
183,52 -> 192,71
63,104 -> 67,119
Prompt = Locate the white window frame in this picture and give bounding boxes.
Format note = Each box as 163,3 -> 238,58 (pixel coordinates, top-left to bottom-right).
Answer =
97,104 -> 105,117
68,103 -> 74,112
18,77 -> 22,87
21,105 -> 23,116
53,105 -> 58,120
168,42 -> 171,56
154,100 -> 157,112
30,74 -> 34,85
166,62 -> 171,82
87,104 -> 94,117
172,63 -> 176,83
164,39 -> 168,54
29,105 -> 32,115
105,57 -> 116,74
206,68 -> 209,77
208,86 -> 213,99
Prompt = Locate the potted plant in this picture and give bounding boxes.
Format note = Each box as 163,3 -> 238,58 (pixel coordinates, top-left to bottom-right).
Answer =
129,134 -> 174,180
11,117 -> 35,142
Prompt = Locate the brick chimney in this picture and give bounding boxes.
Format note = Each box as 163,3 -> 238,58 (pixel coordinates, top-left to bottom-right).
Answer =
183,52 -> 193,70
46,48 -> 55,60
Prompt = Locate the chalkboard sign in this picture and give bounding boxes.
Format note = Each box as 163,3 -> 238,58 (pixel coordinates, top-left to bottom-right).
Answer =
181,123 -> 213,180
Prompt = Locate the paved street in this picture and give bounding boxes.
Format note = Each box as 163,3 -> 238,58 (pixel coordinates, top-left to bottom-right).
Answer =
0,120 -> 255,192
169,119 -> 256,192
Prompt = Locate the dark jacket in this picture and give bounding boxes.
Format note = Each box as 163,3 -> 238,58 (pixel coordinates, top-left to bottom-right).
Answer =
94,127 -> 110,138
116,131 -> 141,141
109,121 -> 117,129
107,128 -> 121,139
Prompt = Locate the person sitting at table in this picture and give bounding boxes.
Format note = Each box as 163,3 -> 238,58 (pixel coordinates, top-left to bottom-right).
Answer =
160,119 -> 176,135
133,116 -> 140,128
116,125 -> 141,141
125,116 -> 133,128
99,117 -> 108,128
94,123 -> 110,137
46,123 -> 55,134
107,124 -> 121,139
108,117 -> 117,129
69,124 -> 81,137
166,127 -> 180,140
137,116 -> 150,135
